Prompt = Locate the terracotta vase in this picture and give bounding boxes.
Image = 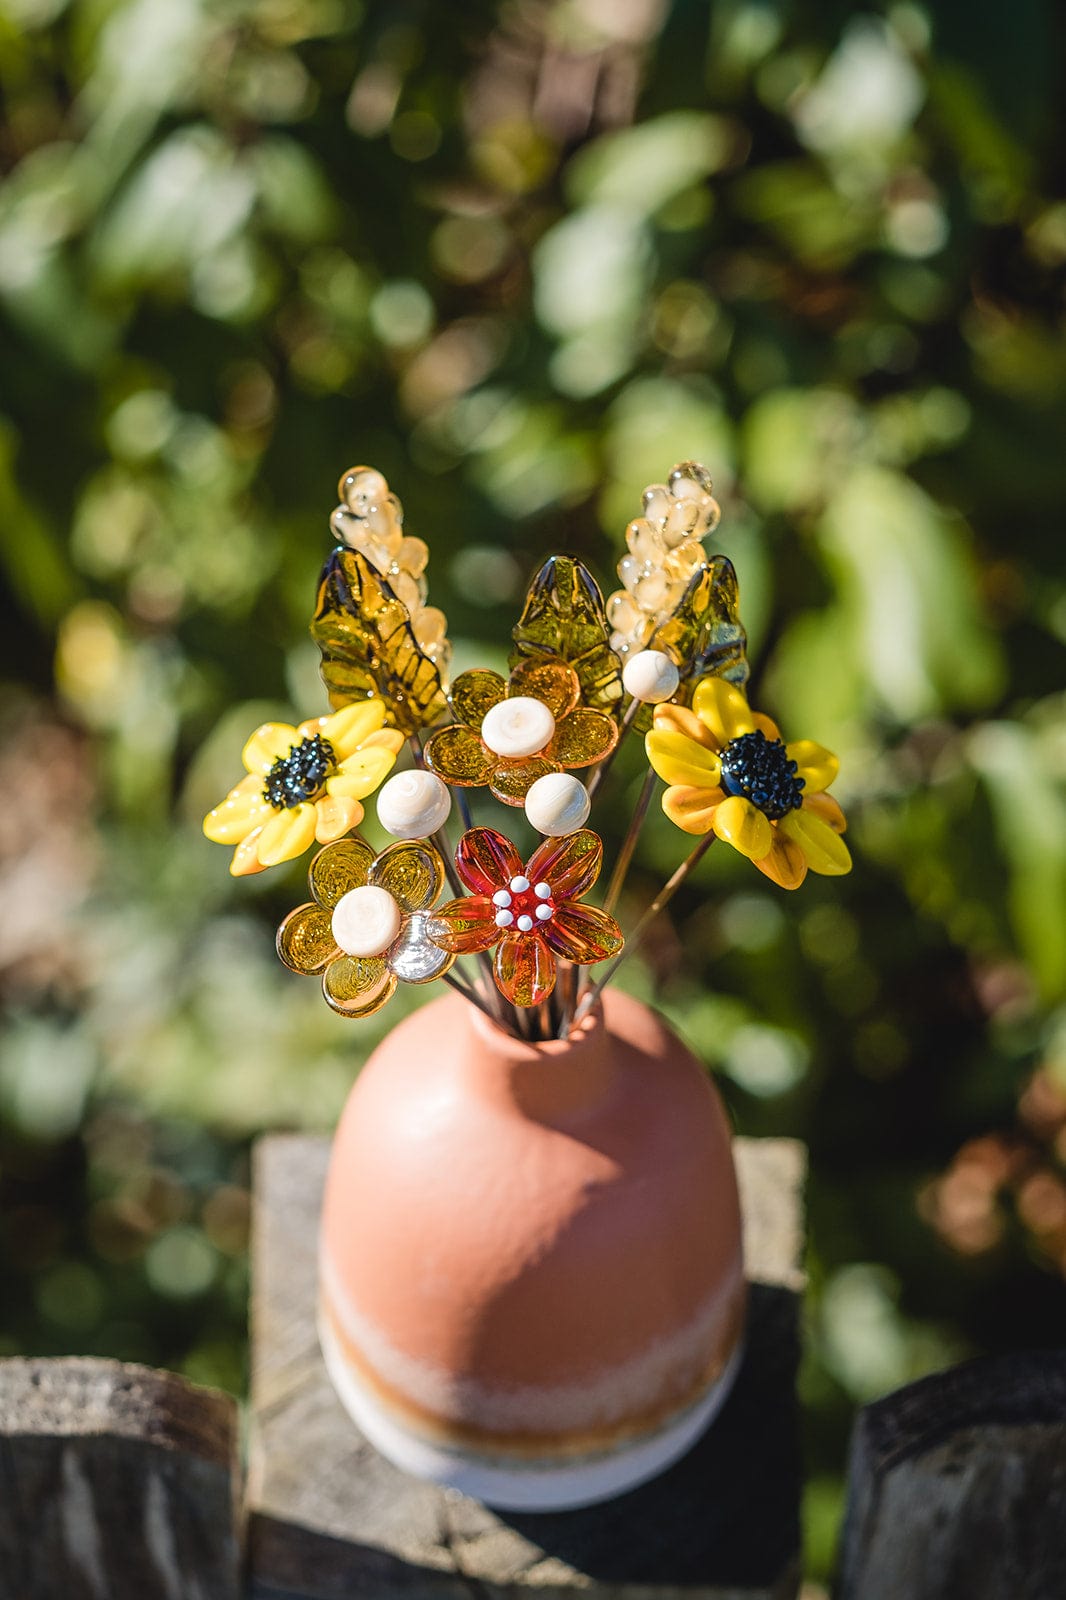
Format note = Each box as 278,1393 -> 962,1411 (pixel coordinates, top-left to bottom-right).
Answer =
318,986 -> 746,1510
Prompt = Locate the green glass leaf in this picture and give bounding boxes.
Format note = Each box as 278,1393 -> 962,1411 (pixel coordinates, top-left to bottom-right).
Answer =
651,554 -> 749,697
510,554 -> 623,716
311,547 -> 447,737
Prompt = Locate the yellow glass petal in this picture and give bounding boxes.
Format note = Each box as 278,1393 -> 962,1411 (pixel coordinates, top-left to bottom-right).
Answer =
326,744 -> 398,800
711,795 -> 773,860
549,708 -> 618,769
257,803 -> 318,867
242,722 -> 300,775
646,728 -> 723,789
369,840 -> 446,914
322,956 -> 397,1018
448,669 -> 506,729
320,698 -> 388,758
785,740 -> 840,793
652,703 -> 718,751
752,712 -> 781,741
424,725 -> 494,786
231,828 -> 268,877
692,678 -> 754,745
360,728 -> 406,755
508,658 -> 580,720
780,808 -> 852,876
803,791 -> 847,834
314,794 -> 364,843
753,830 -> 808,890
276,902 -> 338,974
662,785 -> 724,836
203,786 -> 272,844
489,755 -> 558,806
310,836 -> 374,908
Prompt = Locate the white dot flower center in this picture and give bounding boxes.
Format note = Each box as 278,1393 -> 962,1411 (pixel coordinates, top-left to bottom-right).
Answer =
480,696 -> 555,759
332,885 -> 403,958
495,874 -> 555,934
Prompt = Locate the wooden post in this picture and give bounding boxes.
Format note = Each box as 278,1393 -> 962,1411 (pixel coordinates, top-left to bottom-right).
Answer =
248,1133 -> 807,1600
838,1350 -> 1066,1600
0,1356 -> 241,1600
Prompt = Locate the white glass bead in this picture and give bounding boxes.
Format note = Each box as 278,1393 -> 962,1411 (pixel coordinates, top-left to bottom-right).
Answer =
534,882 -> 551,899
516,915 -> 534,932
376,769 -> 452,839
480,697 -> 555,759
622,649 -> 680,704
495,909 -> 514,928
535,904 -> 553,921
524,773 -> 591,837
332,886 -> 402,958
492,889 -> 513,908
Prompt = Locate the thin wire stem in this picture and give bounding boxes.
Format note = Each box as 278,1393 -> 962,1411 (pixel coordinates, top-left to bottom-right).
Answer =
571,832 -> 717,1029
441,968 -> 515,1032
602,768 -> 657,918
586,694 -> 640,803
555,961 -> 580,1040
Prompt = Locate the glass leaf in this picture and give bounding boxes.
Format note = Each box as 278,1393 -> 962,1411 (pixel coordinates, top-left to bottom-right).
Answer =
527,828 -> 603,902
428,897 -> 500,953
309,836 -> 374,909
494,931 -> 557,1007
489,755 -> 558,806
455,828 -> 523,894
369,839 -> 446,913
650,554 -> 749,695
548,708 -> 618,770
423,725 -> 494,786
542,903 -> 624,965
507,658 -> 579,720
448,669 -> 506,728
322,955 -> 397,1017
312,547 -> 447,736
510,555 -> 623,716
276,902 -> 337,974
387,911 -> 456,983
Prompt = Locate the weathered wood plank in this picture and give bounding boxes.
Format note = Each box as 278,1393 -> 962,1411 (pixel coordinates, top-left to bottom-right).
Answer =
249,1133 -> 806,1600
838,1350 -> 1066,1600
0,1356 -> 241,1600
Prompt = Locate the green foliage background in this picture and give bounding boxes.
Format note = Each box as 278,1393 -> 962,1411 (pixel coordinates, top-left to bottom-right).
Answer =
2,0 -> 1065,1579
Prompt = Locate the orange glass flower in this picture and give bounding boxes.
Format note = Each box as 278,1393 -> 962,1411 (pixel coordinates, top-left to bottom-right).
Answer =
276,836 -> 454,1018
429,827 -> 623,1007
645,677 -> 851,890
422,658 -> 617,807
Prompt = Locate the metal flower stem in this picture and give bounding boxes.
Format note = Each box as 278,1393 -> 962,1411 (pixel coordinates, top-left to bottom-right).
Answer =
602,768 -> 657,918
585,694 -> 640,803
440,967 -> 500,1026
570,832 -> 717,1030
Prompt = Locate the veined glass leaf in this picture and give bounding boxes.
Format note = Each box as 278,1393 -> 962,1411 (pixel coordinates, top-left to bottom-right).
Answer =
312,547 -> 447,737
651,554 -> 749,696
510,554 -> 624,717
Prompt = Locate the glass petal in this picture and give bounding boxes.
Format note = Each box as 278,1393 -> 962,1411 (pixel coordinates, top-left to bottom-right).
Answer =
423,724 -> 494,786
489,756 -> 558,807
428,897 -> 500,953
314,794 -> 363,843
320,698 -> 388,758
752,712 -> 781,741
646,728 -> 722,789
455,828 -> 523,895
203,785 -> 272,844
231,827 -> 268,877
448,669 -> 506,729
322,956 -> 397,1017
780,808 -> 852,876
803,791 -> 847,834
711,795 -> 773,861
541,903 -> 624,965
752,831 -> 808,891
327,744 -> 398,800
527,828 -> 602,902
507,657 -> 579,720
242,722 -> 299,776
494,931 -> 556,1007
662,784 -> 724,835
369,839 -> 446,913
548,708 -> 618,770
257,802 -> 318,867
785,740 -> 839,793
277,902 -> 337,974
359,728 -> 406,755
309,836 -> 374,908
691,678 -> 754,745
387,912 -> 455,984
651,703 -> 718,751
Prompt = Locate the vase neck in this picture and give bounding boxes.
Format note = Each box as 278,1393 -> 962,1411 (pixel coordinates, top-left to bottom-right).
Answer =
462,1000 -> 615,1120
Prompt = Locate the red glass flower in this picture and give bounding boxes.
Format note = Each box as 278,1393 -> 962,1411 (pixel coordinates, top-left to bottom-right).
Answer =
429,827 -> 624,1007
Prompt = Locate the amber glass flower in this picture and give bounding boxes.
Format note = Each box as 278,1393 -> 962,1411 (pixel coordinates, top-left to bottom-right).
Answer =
429,827 -> 623,1006
645,676 -> 851,889
277,836 -> 454,1017
203,701 -> 403,876
422,658 -> 617,807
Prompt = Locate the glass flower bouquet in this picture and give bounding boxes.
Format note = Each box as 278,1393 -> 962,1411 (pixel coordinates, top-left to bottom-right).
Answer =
201,461 -> 851,1508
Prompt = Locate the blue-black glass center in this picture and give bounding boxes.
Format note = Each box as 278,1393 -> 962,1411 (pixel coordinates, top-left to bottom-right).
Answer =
719,730 -> 804,821
264,734 -> 336,809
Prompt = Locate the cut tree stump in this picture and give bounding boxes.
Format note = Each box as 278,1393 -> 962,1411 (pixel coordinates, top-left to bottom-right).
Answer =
838,1349 -> 1066,1600
248,1133 -> 807,1600
0,1356 -> 241,1600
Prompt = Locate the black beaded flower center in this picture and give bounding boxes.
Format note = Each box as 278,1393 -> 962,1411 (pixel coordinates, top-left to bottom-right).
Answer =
263,735 -> 336,809
719,730 -> 804,821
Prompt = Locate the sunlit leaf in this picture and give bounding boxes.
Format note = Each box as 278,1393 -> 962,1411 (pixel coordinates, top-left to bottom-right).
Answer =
510,554 -> 623,716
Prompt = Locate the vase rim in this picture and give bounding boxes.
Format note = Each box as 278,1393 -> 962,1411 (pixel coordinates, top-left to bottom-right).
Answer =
466,990 -> 606,1063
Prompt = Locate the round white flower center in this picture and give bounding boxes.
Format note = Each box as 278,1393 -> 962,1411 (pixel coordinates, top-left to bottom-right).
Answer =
331,885 -> 402,958
480,696 -> 555,759
622,648 -> 680,704
376,769 -> 451,839
524,772 -> 590,836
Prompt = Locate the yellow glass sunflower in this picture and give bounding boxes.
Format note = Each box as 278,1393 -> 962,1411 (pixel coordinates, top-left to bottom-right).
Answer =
203,701 -> 404,876
645,677 -> 851,889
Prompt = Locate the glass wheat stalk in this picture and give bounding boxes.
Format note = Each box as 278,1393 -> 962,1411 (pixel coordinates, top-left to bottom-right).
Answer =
202,463 -> 851,1041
